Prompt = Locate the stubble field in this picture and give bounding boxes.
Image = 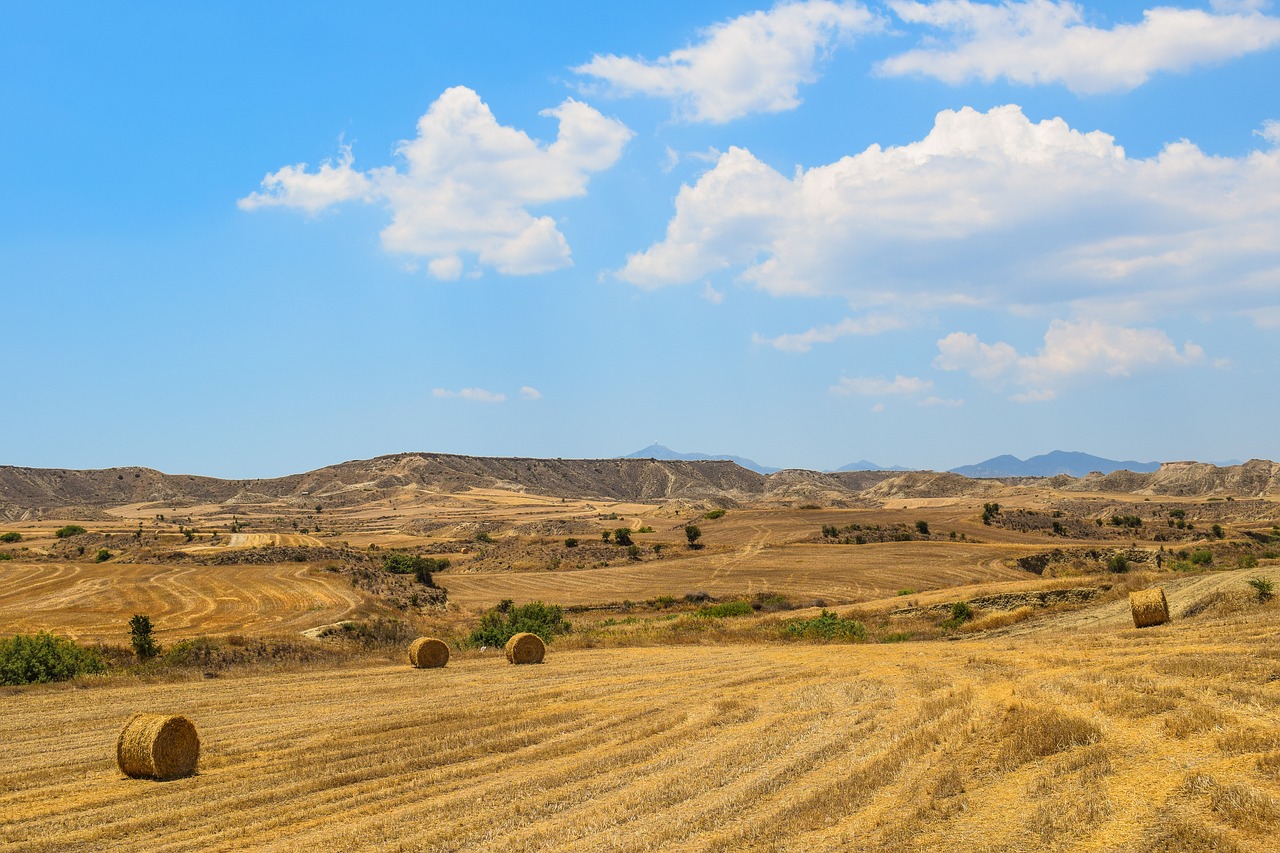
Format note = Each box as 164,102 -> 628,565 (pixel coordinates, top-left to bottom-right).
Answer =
3,483 -> 1280,849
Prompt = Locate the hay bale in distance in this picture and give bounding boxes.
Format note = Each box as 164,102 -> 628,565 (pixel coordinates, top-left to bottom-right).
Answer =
117,713 -> 199,780
505,632 -> 545,665
1130,587 -> 1170,628
408,637 -> 450,669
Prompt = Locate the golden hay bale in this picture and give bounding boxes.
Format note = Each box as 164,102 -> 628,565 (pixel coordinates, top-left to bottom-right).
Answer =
504,632 -> 545,665
408,637 -> 449,669
116,713 -> 199,780
1130,587 -> 1170,628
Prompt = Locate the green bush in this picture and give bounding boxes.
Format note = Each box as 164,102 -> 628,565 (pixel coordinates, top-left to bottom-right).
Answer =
468,600 -> 571,648
941,601 -> 973,630
0,632 -> 105,685
613,528 -> 633,546
696,600 -> 754,618
1211,524 -> 1225,539
915,520 -> 930,535
1240,554 -> 1260,569
382,553 -> 446,586
1248,577 -> 1274,603
684,524 -> 702,547
564,538 -> 579,548
0,552 -> 12,561
129,614 -> 160,661
0,532 -> 21,543
782,610 -> 867,642
54,525 -> 87,538
1107,554 -> 1129,573
1190,550 -> 1214,566
95,548 -> 111,563
703,509 -> 726,520
475,531 -> 493,543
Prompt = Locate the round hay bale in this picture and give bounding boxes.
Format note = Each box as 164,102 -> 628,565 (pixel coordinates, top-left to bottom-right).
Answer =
408,637 -> 450,669
116,713 -> 199,780
504,632 -> 545,665
1130,587 -> 1170,629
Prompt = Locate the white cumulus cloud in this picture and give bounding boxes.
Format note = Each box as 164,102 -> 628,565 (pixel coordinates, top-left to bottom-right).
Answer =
240,87 -> 632,278
432,387 -> 507,403
830,374 -> 934,395
574,0 -> 881,122
878,0 -> 1280,94
935,319 -> 1204,400
616,104 -> 1280,321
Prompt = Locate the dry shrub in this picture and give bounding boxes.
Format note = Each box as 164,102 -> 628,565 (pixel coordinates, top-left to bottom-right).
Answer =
959,606 -> 1035,634
117,713 -> 199,780
996,703 -> 1101,770
1130,587 -> 1170,628
407,637 -> 449,669
504,632 -> 545,665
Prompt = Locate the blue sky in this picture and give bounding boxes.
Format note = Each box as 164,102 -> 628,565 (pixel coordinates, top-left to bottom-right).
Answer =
3,1 -> 1278,477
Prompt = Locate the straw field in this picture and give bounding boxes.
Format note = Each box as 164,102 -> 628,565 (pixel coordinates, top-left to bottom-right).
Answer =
5,599 -> 1280,851
0,560 -> 374,643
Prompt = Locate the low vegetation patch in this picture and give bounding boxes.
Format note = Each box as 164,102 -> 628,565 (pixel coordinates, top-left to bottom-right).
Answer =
0,632 -> 106,685
469,599 -> 571,647
696,600 -> 755,618
781,610 -> 867,642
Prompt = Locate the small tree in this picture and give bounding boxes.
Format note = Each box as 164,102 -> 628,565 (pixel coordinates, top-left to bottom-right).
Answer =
129,614 -> 160,661
685,524 -> 702,548
613,528 -> 633,546
915,520 -> 930,536
1248,577 -> 1274,603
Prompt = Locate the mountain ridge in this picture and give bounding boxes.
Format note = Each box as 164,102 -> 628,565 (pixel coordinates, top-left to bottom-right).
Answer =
3,452 -> 1280,519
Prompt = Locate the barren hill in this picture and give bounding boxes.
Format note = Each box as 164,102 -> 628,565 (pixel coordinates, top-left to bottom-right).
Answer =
3,453 -> 1279,517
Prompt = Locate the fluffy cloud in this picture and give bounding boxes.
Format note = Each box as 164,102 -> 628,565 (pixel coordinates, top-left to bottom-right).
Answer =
574,1 -> 880,122
432,387 -> 507,403
240,87 -> 632,278
830,374 -> 933,395
617,104 -> 1280,320
935,319 -> 1204,400
519,386 -> 543,400
753,314 -> 907,352
878,0 -> 1280,94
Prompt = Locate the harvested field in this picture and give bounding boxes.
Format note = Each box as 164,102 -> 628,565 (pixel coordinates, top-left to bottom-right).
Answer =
0,561 -> 375,643
6,601 -> 1280,851
443,539 -> 1036,610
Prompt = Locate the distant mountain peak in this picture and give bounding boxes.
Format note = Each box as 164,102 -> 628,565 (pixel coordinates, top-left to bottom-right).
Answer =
950,450 -> 1161,479
621,444 -> 779,475
832,460 -> 911,473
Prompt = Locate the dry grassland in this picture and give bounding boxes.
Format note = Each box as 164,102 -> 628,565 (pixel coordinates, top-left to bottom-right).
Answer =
5,600 -> 1280,852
